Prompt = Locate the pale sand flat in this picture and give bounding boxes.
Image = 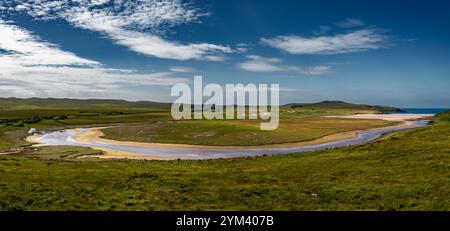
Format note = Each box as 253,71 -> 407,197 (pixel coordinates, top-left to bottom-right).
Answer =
78,147 -> 172,160
325,113 -> 434,121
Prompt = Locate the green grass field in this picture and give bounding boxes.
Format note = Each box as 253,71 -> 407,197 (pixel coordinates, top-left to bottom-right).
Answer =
0,112 -> 448,210
101,116 -> 394,146
0,98 -> 448,211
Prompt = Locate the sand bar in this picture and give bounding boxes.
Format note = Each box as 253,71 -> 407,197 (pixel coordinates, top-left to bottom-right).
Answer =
326,113 -> 434,121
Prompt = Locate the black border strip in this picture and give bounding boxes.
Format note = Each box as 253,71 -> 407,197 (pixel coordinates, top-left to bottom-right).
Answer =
1,211 -> 449,229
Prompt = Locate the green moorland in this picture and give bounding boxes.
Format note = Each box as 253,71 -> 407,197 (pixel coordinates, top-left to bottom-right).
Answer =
102,100 -> 399,146
0,98 -> 397,150
0,111 -> 448,210
101,117 -> 394,146
0,98 -> 447,210
0,98 -> 172,152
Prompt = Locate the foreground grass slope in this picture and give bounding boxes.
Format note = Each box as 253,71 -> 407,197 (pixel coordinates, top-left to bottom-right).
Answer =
0,126 -> 28,152
0,112 -> 448,210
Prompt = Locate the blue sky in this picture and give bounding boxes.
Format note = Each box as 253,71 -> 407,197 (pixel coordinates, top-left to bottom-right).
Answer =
0,0 -> 449,107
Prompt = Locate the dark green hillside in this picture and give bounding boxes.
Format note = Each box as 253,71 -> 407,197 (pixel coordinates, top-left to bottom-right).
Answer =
0,97 -> 171,111
436,110 -> 450,121
286,101 -> 402,113
0,98 -> 173,132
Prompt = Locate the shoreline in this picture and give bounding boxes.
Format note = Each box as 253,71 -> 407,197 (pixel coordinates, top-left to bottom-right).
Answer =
26,113 -> 433,160
74,122 -> 399,149
325,113 -> 434,121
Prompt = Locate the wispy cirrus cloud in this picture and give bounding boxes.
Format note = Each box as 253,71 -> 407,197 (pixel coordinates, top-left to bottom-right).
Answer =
170,66 -> 196,73
286,65 -> 333,75
238,55 -> 332,75
0,19 -> 188,99
0,19 -> 98,67
313,25 -> 331,35
261,29 -> 387,55
238,55 -> 283,72
0,0 -> 235,61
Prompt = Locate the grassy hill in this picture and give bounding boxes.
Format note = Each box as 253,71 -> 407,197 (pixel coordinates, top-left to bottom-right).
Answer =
286,101 -> 402,113
0,98 -> 401,113
436,110 -> 450,121
0,98 -> 174,132
0,97 -> 171,111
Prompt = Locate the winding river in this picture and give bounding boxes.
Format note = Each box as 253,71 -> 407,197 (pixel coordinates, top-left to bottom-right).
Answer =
27,118 -> 430,160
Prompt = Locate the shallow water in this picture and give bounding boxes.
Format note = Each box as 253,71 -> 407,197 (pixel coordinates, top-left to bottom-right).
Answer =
400,108 -> 449,114
29,120 -> 430,160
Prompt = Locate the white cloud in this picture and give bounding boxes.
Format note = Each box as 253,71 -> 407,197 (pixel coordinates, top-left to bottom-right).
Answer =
0,19 -> 188,99
335,18 -> 365,28
261,29 -> 386,55
103,30 -> 233,60
287,65 -> 332,75
236,43 -> 250,52
238,55 -> 282,72
3,0 -> 202,29
204,55 -> 227,62
0,0 -> 235,61
90,0 -> 111,6
170,66 -> 195,73
0,66 -> 188,99
0,19 -> 98,67
238,55 -> 332,75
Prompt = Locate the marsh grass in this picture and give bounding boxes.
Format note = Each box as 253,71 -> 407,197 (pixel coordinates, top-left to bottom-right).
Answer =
101,117 -> 395,146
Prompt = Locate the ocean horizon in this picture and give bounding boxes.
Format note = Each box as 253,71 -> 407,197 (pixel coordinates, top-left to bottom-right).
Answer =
399,108 -> 450,114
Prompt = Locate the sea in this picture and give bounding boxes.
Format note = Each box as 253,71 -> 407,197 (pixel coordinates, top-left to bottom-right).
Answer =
399,108 -> 450,114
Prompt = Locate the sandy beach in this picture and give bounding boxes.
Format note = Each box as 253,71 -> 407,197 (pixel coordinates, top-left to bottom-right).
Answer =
326,113 -> 434,121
